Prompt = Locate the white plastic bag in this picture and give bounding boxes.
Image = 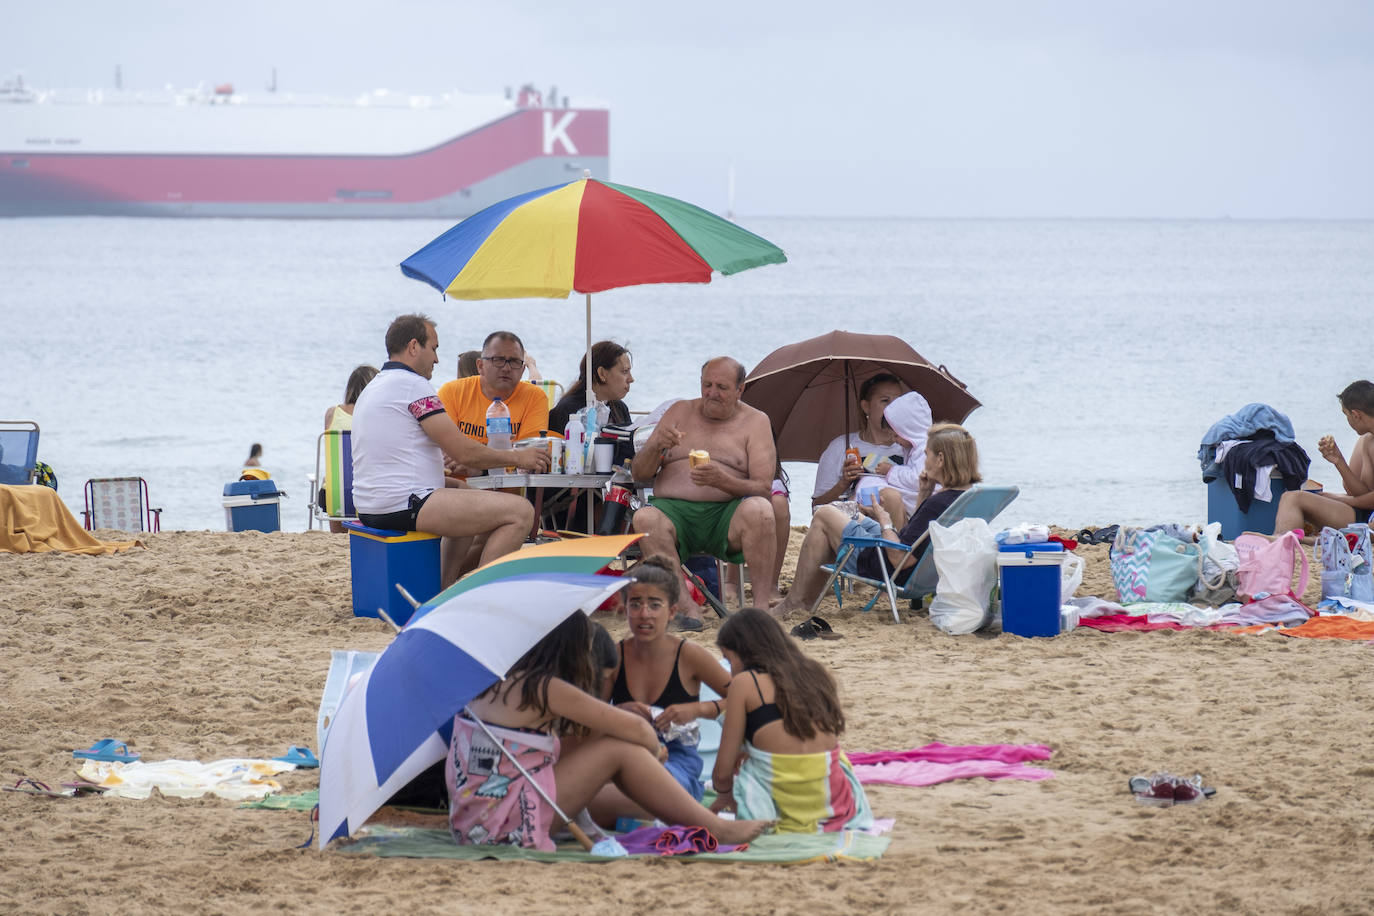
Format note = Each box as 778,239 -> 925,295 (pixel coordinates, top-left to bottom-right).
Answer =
1060,553 -> 1085,603
928,517 -> 998,635
1195,521 -> 1239,605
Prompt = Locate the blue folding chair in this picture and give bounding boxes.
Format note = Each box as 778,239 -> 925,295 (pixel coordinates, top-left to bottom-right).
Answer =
811,484 -> 1020,622
0,420 -> 40,485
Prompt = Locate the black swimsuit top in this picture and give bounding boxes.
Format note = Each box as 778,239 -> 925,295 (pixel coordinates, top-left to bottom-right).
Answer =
743,670 -> 783,743
610,638 -> 698,708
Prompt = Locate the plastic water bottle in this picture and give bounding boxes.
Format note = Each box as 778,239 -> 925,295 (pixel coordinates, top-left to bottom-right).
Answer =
564,413 -> 584,474
486,398 -> 512,472
583,403 -> 599,471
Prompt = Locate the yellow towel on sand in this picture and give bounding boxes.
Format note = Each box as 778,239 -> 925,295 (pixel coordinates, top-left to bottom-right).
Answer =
0,484 -> 142,554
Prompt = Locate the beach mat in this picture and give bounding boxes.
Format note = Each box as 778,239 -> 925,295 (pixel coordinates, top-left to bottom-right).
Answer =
335,824 -> 889,864
240,790 -> 319,811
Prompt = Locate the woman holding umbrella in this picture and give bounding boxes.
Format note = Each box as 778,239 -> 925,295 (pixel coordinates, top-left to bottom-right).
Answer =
774,423 -> 981,620
811,372 -> 908,508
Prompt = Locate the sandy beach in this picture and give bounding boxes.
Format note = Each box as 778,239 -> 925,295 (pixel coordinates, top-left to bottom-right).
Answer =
3,526 -> 1371,915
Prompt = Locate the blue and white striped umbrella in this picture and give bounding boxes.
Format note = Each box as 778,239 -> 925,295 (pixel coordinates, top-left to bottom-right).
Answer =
318,571 -> 630,847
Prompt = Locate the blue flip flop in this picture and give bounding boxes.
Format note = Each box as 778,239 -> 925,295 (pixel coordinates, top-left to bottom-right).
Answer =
273,746 -> 319,768
72,739 -> 140,763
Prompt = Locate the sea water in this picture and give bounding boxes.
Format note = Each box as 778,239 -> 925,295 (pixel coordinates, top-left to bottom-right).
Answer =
1,217 -> 1368,532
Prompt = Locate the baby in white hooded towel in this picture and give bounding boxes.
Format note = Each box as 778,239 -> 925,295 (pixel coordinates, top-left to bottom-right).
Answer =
854,391 -> 934,520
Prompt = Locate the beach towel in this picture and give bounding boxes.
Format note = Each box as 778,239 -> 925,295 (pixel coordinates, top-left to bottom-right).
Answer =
336,824 -> 889,864
0,484 -> 142,555
445,716 -> 559,851
847,743 -> 1054,786
733,744 -> 873,835
848,742 -> 1052,766
1077,614 -> 1236,633
75,758 -> 293,801
1232,614 -> 1374,640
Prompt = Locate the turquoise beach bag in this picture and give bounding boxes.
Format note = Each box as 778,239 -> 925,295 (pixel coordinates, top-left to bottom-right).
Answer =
1110,527 -> 1202,604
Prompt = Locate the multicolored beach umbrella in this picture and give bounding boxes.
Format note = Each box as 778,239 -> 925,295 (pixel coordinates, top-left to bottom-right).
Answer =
406,533 -> 641,626
400,175 -> 787,407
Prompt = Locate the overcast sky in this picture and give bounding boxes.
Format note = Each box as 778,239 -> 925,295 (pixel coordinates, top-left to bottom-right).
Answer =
7,0 -> 1372,218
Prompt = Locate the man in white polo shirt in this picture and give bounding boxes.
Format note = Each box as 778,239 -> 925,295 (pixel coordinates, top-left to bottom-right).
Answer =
352,313 -> 550,585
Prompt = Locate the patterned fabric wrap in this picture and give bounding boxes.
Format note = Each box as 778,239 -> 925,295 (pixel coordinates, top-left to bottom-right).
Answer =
1318,523 -> 1374,602
1235,530 -> 1310,602
733,743 -> 874,834
445,717 -> 559,852
1110,527 -> 1202,604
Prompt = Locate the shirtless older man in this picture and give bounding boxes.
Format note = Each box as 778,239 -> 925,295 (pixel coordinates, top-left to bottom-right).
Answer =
352,314 -> 550,587
631,357 -> 777,628
1273,380 -> 1374,536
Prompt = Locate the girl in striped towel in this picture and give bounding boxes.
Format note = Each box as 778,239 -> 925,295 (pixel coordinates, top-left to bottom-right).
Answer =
711,609 -> 873,833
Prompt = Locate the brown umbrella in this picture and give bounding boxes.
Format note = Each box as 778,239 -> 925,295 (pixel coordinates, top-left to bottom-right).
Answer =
742,330 -> 980,462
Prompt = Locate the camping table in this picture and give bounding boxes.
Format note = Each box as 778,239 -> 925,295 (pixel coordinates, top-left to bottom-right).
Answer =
465,472 -> 611,537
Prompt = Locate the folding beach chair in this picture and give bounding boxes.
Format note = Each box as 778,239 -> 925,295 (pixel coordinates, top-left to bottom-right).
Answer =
82,477 -> 162,532
812,484 -> 1019,622
308,430 -> 356,529
533,379 -> 565,411
0,420 -> 40,485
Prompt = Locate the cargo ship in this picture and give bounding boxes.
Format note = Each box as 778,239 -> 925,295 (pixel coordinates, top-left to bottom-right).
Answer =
0,76 -> 609,217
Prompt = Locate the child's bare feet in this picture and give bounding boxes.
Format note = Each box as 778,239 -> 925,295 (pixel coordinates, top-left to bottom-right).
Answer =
714,817 -> 775,845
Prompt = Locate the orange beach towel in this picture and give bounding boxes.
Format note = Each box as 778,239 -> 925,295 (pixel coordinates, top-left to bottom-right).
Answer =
1232,615 -> 1374,641
0,484 -> 142,555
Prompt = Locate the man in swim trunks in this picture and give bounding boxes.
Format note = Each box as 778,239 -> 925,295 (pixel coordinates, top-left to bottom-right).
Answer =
1273,380 -> 1374,536
630,357 -> 778,627
352,314 -> 550,586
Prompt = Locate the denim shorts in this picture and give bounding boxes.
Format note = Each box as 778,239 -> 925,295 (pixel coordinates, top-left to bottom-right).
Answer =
840,517 -> 883,573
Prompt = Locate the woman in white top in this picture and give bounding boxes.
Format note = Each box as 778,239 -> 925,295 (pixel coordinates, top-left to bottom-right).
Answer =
811,373 -> 914,516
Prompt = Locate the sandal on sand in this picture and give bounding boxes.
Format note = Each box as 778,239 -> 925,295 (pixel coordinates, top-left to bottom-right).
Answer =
72,739 -> 140,763
3,778 -> 70,798
790,617 -> 843,641
273,746 -> 319,768
672,614 -> 705,633
807,616 -> 843,640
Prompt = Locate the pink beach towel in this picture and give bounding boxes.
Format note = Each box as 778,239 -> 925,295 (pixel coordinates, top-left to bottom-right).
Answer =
848,743 -> 1055,787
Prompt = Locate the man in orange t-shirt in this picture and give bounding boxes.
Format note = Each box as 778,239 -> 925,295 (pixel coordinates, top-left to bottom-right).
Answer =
436,331 -> 550,477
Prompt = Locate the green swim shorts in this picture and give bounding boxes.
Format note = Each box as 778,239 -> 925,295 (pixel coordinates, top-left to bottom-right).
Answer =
647,497 -> 745,564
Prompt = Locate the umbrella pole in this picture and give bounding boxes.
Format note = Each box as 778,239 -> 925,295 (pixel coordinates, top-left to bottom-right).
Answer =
461,705 -> 600,852
844,365 -> 853,449
585,292 -> 594,412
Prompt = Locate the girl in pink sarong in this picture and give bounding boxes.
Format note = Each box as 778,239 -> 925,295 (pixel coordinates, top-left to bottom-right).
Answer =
445,611 -> 774,851
711,609 -> 873,833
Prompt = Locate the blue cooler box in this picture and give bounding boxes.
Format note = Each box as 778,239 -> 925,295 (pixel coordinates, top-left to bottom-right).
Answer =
342,522 -> 440,626
998,542 -> 1064,637
1206,473 -> 1292,541
223,479 -> 283,533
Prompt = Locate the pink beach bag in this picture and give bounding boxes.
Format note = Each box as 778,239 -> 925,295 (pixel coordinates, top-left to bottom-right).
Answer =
1234,531 -> 1310,603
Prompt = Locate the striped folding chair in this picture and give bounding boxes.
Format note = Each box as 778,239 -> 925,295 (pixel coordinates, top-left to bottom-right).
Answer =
533,379 -> 565,410
310,430 -> 356,528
